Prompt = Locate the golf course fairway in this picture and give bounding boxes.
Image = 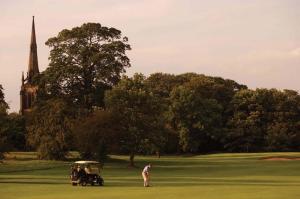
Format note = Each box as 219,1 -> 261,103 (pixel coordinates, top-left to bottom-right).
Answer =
0,152 -> 300,199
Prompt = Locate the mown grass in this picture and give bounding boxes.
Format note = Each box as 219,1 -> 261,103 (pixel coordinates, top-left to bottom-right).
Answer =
0,152 -> 300,199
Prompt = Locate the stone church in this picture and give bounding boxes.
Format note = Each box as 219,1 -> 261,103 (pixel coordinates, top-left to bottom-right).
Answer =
20,17 -> 40,115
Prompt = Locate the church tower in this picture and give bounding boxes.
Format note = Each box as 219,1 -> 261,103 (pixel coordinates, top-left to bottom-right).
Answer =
20,16 -> 40,115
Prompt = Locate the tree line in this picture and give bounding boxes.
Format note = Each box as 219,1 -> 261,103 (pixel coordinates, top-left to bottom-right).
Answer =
0,23 -> 299,164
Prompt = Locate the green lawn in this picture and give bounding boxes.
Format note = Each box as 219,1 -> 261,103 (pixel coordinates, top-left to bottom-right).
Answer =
1,152 -> 300,199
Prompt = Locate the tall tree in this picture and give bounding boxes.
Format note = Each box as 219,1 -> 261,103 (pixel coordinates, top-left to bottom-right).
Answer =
40,23 -> 131,111
105,74 -> 165,166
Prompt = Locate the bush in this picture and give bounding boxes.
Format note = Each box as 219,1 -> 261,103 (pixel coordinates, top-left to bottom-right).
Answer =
27,99 -> 74,160
37,136 -> 68,160
73,110 -> 120,162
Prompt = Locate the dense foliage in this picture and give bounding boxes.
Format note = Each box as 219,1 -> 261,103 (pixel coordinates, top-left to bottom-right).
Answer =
5,113 -> 26,151
72,110 -> 120,162
226,89 -> 300,152
6,72 -> 300,161
1,86 -> 27,159
26,99 -> 75,160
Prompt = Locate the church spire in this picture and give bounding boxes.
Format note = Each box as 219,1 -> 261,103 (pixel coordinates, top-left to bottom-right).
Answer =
27,16 -> 39,82
20,16 -> 40,115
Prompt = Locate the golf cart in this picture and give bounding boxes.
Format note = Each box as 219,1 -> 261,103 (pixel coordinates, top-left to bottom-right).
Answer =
70,161 -> 104,186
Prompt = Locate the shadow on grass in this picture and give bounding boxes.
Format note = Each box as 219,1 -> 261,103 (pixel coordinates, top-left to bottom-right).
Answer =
0,165 -> 67,174
1,177 -> 299,187
0,181 -> 68,185
5,157 -> 38,162
103,178 -> 300,187
0,177 -> 66,180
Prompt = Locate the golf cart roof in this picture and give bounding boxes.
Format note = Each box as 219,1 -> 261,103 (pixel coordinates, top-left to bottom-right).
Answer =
74,161 -> 100,164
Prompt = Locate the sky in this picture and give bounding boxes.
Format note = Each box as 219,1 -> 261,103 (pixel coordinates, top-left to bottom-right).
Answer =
1,0 -> 300,112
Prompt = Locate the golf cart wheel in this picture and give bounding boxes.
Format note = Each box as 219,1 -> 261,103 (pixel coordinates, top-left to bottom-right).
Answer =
72,182 -> 77,186
99,179 -> 104,186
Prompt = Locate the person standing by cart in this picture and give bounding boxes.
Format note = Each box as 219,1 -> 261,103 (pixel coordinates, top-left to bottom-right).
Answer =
142,163 -> 152,187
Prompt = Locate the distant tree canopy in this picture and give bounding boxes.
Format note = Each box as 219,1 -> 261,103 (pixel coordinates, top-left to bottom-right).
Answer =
167,75 -> 245,152
28,70 -> 300,161
38,23 -> 131,112
226,89 -> 300,152
169,79 -> 223,152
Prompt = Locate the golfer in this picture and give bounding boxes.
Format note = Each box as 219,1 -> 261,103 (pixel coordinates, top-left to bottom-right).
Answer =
142,163 -> 151,187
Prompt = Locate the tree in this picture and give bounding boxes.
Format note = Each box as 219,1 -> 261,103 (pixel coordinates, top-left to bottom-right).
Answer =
146,73 -> 247,153
73,110 -> 121,162
265,89 -> 300,151
39,23 -> 131,111
0,85 -> 8,115
169,78 -> 223,153
27,99 -> 75,160
225,89 -> 300,152
145,73 -> 195,153
105,74 -> 165,166
0,85 -> 9,159
0,87 -> 25,156
225,89 -> 268,152
145,73 -> 189,100
6,113 -> 26,151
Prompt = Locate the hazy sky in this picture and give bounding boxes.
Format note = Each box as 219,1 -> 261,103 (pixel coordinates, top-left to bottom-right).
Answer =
1,0 -> 300,112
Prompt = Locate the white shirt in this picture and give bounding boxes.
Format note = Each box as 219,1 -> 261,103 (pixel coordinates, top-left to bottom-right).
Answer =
143,165 -> 151,173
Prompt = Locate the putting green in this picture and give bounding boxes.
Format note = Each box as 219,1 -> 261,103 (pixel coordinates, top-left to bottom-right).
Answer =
0,152 -> 300,199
